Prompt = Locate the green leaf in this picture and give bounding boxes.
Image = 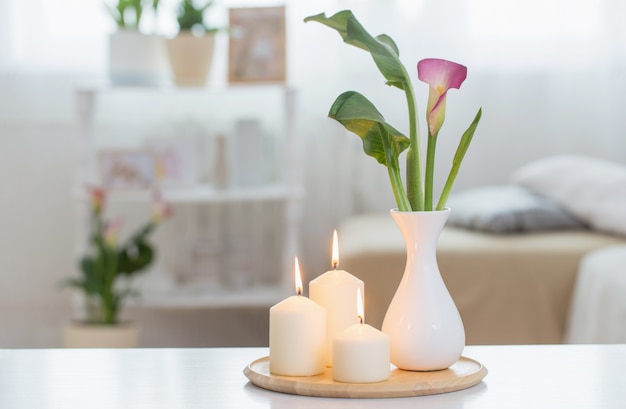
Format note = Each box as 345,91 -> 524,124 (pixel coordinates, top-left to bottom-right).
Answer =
175,0 -> 215,31
436,108 -> 482,210
304,11 -> 409,90
80,257 -> 94,275
117,241 -> 154,276
454,108 -> 482,166
375,34 -> 399,56
79,256 -> 105,294
329,91 -> 409,166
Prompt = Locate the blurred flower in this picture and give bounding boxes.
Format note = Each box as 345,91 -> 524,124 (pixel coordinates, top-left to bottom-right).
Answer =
151,193 -> 173,224
103,219 -> 123,248
62,186 -> 171,324
88,186 -> 106,214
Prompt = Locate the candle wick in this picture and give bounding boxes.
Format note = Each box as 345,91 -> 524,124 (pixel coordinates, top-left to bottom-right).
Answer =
358,315 -> 363,325
332,262 -> 338,270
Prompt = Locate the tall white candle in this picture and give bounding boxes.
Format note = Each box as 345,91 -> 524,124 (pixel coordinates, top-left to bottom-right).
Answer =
333,288 -> 390,383
269,257 -> 326,376
310,230 -> 364,367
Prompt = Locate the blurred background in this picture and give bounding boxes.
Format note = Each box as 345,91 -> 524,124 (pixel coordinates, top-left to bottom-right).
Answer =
1,0 -> 625,347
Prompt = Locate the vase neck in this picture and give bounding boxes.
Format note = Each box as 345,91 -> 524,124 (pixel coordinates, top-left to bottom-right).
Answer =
390,209 -> 450,260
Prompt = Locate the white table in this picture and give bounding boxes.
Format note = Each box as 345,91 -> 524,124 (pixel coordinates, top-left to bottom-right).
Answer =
0,345 -> 624,408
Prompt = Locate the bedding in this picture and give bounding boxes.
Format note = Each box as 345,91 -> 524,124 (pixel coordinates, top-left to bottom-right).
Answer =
447,185 -> 585,233
339,212 -> 626,344
564,245 -> 626,343
511,155 -> 626,237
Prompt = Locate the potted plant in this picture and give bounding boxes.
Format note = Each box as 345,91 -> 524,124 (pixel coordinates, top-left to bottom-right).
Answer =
166,0 -> 220,86
105,0 -> 168,86
62,186 -> 172,347
305,11 -> 482,371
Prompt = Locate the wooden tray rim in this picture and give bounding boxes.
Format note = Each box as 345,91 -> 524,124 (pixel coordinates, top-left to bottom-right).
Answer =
243,355 -> 487,399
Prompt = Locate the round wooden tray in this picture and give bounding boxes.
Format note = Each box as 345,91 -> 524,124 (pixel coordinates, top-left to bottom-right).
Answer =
243,356 -> 487,399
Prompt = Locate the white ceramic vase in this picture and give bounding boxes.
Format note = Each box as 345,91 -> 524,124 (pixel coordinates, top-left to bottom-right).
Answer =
381,208 -> 465,371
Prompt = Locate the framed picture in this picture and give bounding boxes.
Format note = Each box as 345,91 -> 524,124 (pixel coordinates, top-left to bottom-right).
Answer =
228,6 -> 286,84
146,136 -> 199,188
98,150 -> 156,189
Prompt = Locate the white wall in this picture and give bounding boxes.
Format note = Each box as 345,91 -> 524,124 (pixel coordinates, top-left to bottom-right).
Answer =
1,0 -> 626,346
0,121 -> 77,346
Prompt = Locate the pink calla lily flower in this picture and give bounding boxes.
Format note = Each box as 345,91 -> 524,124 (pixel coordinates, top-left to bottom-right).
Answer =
417,58 -> 467,136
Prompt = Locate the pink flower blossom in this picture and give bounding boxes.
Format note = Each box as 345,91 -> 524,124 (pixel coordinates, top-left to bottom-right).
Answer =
104,219 -> 123,248
88,186 -> 106,214
151,193 -> 173,224
417,58 -> 467,136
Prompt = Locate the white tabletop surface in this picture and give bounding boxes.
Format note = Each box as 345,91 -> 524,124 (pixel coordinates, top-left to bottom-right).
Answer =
0,344 -> 624,408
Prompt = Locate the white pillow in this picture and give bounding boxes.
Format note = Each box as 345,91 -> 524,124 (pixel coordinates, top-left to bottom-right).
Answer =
447,185 -> 585,234
511,155 -> 626,236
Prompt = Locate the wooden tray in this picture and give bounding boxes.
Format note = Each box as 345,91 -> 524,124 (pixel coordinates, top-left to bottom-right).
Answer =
243,356 -> 487,399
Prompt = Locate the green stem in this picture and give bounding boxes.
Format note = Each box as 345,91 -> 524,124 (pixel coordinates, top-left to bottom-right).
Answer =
102,294 -> 117,324
436,163 -> 458,211
388,164 -> 411,211
378,124 -> 411,211
103,248 -> 119,324
425,132 -> 438,211
403,72 -> 424,211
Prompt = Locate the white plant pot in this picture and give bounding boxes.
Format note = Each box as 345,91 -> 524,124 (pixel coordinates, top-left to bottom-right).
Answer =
64,322 -> 139,348
166,31 -> 216,86
108,30 -> 168,86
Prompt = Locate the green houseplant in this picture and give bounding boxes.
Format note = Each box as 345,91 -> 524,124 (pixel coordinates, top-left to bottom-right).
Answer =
62,186 -> 171,326
105,0 -> 160,30
175,0 -> 217,33
166,0 -> 220,86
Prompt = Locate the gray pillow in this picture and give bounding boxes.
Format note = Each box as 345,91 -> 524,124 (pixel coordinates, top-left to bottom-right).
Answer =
446,185 -> 586,234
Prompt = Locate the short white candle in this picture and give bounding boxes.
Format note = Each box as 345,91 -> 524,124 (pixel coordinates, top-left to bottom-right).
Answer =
270,257 -> 326,376
332,288 -> 390,383
310,229 -> 364,367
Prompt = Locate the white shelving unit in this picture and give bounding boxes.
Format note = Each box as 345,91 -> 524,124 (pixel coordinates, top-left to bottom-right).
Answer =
74,84 -> 302,308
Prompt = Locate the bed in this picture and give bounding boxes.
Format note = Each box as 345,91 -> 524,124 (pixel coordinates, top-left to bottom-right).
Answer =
339,213 -> 625,344
338,155 -> 626,344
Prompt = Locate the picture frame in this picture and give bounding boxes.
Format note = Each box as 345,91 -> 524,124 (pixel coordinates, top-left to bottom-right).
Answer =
98,149 -> 156,189
146,136 -> 199,188
228,6 -> 286,84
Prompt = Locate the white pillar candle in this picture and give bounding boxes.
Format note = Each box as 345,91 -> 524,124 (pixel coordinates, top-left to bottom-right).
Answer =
332,288 -> 390,383
270,257 -> 326,376
309,230 -> 365,367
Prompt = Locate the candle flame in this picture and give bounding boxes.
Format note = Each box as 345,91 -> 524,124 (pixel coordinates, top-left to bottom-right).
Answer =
332,229 -> 339,269
357,287 -> 364,325
294,256 -> 303,296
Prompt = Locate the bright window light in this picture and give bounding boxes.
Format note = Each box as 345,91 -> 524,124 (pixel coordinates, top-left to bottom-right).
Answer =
468,0 -> 602,40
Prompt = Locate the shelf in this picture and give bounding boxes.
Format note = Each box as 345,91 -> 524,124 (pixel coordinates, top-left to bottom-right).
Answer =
74,184 -> 305,204
76,81 -> 294,95
74,84 -> 301,305
161,184 -> 303,204
135,285 -> 290,309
